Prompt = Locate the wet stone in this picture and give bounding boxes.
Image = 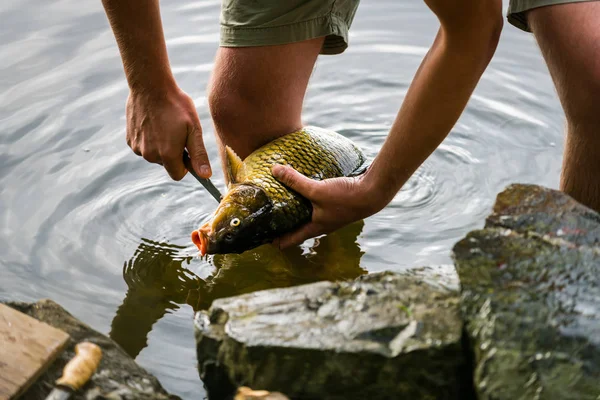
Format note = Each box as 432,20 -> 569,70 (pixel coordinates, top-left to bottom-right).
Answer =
454,184 -> 600,400
3,299 -> 179,400
195,269 -> 468,400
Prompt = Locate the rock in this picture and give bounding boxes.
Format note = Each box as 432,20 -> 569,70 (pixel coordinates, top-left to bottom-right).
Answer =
3,299 -> 179,400
454,184 -> 600,400
195,269 -> 469,400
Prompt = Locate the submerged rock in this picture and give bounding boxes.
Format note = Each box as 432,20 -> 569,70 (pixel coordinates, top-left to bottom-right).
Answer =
4,299 -> 179,400
454,184 -> 600,400
195,269 -> 468,400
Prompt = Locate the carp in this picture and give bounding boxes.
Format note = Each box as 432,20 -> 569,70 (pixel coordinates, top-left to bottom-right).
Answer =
191,126 -> 367,255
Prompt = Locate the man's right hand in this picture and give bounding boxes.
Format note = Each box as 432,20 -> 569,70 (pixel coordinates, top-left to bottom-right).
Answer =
101,0 -> 212,180
126,87 -> 212,181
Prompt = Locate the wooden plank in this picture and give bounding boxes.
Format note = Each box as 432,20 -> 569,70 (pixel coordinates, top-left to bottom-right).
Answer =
0,304 -> 70,400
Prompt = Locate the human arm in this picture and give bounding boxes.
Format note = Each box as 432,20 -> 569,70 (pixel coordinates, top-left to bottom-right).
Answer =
272,0 -> 503,247
101,0 -> 212,179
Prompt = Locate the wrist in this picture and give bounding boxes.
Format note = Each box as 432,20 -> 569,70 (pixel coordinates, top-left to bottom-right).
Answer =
128,75 -> 182,104
127,69 -> 178,97
358,165 -> 400,213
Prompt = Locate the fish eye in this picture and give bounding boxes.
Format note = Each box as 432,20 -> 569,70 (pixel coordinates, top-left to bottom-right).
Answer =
230,218 -> 241,227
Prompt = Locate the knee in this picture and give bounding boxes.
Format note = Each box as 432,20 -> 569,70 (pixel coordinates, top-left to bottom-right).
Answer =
207,75 -> 303,154
207,83 -> 247,134
207,80 -> 302,158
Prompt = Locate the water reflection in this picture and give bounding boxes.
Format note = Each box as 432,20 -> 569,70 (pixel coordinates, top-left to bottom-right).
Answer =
110,221 -> 366,358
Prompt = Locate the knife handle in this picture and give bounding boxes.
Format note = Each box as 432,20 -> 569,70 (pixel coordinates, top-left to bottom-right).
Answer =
56,342 -> 102,391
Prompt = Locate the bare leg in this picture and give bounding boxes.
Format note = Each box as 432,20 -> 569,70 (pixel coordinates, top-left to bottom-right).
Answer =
208,38 -> 325,163
528,2 -> 600,211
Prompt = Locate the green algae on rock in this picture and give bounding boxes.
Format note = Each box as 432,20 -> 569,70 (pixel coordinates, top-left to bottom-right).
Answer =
454,184 -> 600,400
195,270 -> 468,400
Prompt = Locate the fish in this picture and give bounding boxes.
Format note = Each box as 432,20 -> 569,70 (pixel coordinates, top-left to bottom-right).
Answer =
191,126 -> 367,255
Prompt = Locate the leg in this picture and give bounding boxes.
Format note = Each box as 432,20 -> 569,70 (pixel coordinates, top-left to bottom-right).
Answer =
528,2 -> 600,211
208,38 -> 324,162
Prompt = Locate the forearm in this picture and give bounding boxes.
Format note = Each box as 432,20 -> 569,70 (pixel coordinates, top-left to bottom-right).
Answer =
102,0 -> 176,92
366,6 -> 502,203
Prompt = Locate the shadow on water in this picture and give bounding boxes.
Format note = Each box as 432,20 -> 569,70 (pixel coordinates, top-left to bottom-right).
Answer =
110,221 -> 367,358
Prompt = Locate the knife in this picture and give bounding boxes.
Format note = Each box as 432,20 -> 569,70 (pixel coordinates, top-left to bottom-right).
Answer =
183,150 -> 223,203
44,342 -> 102,400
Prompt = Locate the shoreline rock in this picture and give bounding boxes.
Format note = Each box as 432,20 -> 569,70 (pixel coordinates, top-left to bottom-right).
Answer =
3,299 -> 179,400
195,269 -> 469,400
454,184 -> 600,400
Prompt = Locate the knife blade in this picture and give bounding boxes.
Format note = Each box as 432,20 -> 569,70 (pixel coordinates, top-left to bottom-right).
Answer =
44,342 -> 102,400
183,151 -> 223,203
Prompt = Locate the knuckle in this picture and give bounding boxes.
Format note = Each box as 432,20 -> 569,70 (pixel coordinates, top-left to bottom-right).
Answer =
305,186 -> 318,199
142,150 -> 160,163
158,147 -> 178,162
167,169 -> 186,181
280,171 -> 294,187
192,145 -> 208,159
130,143 -> 142,156
190,122 -> 203,135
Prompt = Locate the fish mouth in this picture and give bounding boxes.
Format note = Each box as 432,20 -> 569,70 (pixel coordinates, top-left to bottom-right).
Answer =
191,223 -> 212,256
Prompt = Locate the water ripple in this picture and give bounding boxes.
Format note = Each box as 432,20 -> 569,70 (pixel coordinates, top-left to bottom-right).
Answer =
0,0 -> 566,397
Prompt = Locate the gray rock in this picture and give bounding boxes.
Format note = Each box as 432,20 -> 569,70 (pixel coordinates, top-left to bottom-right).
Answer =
195,270 -> 469,400
454,184 -> 600,400
4,299 -> 179,400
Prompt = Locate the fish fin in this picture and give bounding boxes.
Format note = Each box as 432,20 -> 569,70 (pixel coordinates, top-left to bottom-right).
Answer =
225,145 -> 244,184
348,158 -> 371,177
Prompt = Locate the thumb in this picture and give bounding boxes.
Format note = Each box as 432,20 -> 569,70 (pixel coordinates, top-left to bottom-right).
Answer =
186,122 -> 212,178
272,164 -> 318,198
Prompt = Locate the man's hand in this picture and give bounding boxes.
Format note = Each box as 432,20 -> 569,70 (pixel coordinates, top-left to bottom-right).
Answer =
101,0 -> 212,180
272,164 -> 388,249
126,87 -> 211,180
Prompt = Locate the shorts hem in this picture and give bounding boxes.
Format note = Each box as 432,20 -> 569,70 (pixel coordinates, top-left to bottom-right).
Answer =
220,13 -> 350,55
508,0 -> 598,32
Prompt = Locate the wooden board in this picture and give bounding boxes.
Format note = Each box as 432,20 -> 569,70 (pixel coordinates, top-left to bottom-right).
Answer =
0,304 -> 70,400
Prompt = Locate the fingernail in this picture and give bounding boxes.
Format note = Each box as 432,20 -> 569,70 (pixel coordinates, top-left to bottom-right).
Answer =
272,164 -> 284,178
200,165 -> 211,177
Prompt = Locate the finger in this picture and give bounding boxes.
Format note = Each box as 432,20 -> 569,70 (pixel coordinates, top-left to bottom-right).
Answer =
186,122 -> 212,179
140,147 -> 160,164
272,164 -> 318,198
162,151 -> 187,181
131,145 -> 142,156
128,135 -> 142,156
277,223 -> 324,249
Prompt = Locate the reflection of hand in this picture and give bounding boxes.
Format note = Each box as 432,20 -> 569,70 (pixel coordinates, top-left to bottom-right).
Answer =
272,164 -> 388,249
126,87 -> 212,180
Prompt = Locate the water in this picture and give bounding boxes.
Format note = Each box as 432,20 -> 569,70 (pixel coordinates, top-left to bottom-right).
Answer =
0,1 -> 564,398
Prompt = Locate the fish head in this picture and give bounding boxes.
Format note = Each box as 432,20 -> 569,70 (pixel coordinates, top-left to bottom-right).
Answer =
192,183 -> 274,255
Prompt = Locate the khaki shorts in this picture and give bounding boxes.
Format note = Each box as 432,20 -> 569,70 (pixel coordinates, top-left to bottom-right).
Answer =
508,0 -> 597,31
220,0 -> 360,55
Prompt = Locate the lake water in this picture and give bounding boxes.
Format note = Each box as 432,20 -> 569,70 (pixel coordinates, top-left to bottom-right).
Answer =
0,1 -> 565,398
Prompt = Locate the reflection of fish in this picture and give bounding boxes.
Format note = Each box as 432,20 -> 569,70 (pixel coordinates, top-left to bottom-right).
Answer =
192,126 -> 367,255
111,223 -> 366,356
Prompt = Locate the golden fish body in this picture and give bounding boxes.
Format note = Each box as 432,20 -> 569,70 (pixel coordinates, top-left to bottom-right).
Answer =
192,126 -> 367,255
